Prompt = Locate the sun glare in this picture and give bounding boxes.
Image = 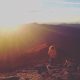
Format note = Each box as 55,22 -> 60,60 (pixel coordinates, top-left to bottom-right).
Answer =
0,26 -> 20,36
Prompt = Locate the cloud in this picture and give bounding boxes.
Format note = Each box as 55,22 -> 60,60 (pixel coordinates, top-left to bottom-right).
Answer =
49,0 -> 80,5
60,1 -> 80,5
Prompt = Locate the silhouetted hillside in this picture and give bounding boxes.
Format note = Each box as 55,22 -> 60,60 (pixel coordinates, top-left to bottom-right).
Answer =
0,23 -> 80,72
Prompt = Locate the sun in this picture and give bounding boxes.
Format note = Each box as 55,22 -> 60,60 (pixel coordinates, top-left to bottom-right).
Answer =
0,25 -> 21,36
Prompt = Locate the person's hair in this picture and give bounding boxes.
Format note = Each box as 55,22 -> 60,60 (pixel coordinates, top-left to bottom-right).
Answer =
49,45 -> 55,50
51,46 -> 55,49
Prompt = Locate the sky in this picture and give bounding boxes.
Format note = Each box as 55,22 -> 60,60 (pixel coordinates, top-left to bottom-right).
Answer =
0,0 -> 80,27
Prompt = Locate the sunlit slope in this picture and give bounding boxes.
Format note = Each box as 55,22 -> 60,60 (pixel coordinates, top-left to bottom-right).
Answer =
0,24 -> 58,70
0,23 -> 80,71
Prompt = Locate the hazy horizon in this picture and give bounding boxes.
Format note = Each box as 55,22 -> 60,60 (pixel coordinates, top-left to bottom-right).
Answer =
0,0 -> 80,27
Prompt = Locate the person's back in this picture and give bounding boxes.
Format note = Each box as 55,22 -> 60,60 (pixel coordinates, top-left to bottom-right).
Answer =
48,45 -> 57,65
48,45 -> 56,58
